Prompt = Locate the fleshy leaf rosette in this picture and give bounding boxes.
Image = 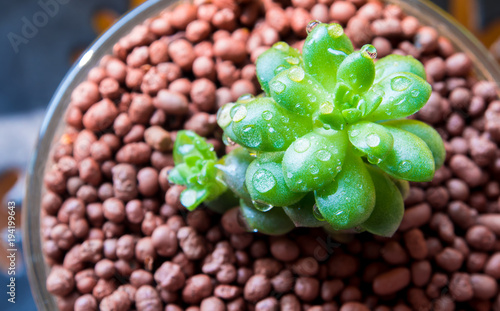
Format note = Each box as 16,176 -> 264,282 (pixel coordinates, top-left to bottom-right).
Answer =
170,22 -> 445,237
168,131 -> 227,211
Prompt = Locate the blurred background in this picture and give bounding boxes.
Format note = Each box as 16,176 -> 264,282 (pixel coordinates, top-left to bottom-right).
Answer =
0,0 -> 499,310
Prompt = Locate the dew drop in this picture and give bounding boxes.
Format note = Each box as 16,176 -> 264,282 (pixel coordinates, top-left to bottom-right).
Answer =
297,179 -> 303,184
327,23 -> 344,38
273,42 -> 289,52
411,89 -> 420,97
361,44 -> 377,59
307,93 -> 317,103
288,67 -> 305,82
366,133 -> 381,147
270,130 -> 285,149
335,210 -> 344,216
315,149 -> 331,161
313,204 -> 326,221
252,200 -> 274,212
271,80 -> 286,94
367,155 -> 382,164
310,165 -> 319,175
253,169 -> 277,193
306,20 -> 321,34
391,76 -> 412,92
350,129 -> 360,137
217,104 -> 234,128
398,160 -> 412,173
320,99 -> 334,112
262,110 -> 273,121
241,125 -> 262,148
294,138 -> 311,153
287,172 -> 293,179
222,133 -> 236,146
238,93 -> 254,102
232,105 -> 247,122
274,65 -> 287,75
336,165 -> 342,173
285,56 -> 300,65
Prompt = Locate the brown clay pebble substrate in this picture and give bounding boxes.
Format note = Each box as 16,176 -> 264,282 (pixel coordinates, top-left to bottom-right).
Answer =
41,0 -> 500,310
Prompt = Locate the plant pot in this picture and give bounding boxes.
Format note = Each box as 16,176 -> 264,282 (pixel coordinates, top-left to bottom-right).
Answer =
24,0 -> 500,310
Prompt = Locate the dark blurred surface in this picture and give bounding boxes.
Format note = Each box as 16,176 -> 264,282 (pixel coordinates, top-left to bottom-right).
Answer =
0,0 -> 498,310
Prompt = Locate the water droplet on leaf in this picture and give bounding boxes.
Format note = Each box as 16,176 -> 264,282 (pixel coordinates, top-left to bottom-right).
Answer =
288,67 -> 305,82
361,44 -> 377,59
241,125 -> 262,148
232,105 -> 247,122
274,65 -> 287,75
285,56 -> 300,65
391,76 -> 412,92
306,20 -> 321,33
262,110 -> 273,121
367,155 -> 382,164
271,80 -> 286,94
327,23 -> 343,38
411,89 -> 420,97
238,94 -> 254,102
253,169 -> 276,193
252,200 -> 274,212
222,133 -> 236,146
366,133 -> 381,147
307,93 -> 317,102
398,160 -> 412,173
294,138 -> 311,153
320,102 -> 334,114
310,165 -> 319,175
313,204 -> 326,221
350,129 -> 360,137
273,42 -> 289,52
315,149 -> 331,161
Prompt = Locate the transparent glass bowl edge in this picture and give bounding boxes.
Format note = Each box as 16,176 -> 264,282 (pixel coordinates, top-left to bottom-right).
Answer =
22,0 -> 500,310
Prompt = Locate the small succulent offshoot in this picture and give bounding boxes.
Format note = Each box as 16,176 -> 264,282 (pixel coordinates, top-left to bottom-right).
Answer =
169,21 -> 445,237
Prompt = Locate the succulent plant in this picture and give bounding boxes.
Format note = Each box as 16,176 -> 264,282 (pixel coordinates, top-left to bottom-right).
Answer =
169,22 -> 445,237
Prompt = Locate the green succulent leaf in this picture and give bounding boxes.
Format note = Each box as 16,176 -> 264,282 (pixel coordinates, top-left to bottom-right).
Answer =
256,42 -> 302,95
360,84 -> 384,116
364,72 -> 432,121
374,54 -> 426,84
341,108 -> 363,123
313,101 -> 346,131
173,130 -> 217,164
282,193 -> 325,227
269,66 -> 330,117
169,131 -> 227,211
282,130 -> 347,192
382,119 -> 446,169
217,98 -> 313,152
360,165 -> 404,237
239,200 -> 295,235
204,190 -> 240,214
337,50 -> 375,94
302,23 -> 354,92
377,126 -> 435,182
217,147 -> 254,203
347,121 -> 394,163
246,152 -> 306,207
314,148 -> 375,230
389,177 -> 410,200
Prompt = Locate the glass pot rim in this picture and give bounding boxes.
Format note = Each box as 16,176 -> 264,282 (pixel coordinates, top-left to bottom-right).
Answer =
23,0 -> 500,310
